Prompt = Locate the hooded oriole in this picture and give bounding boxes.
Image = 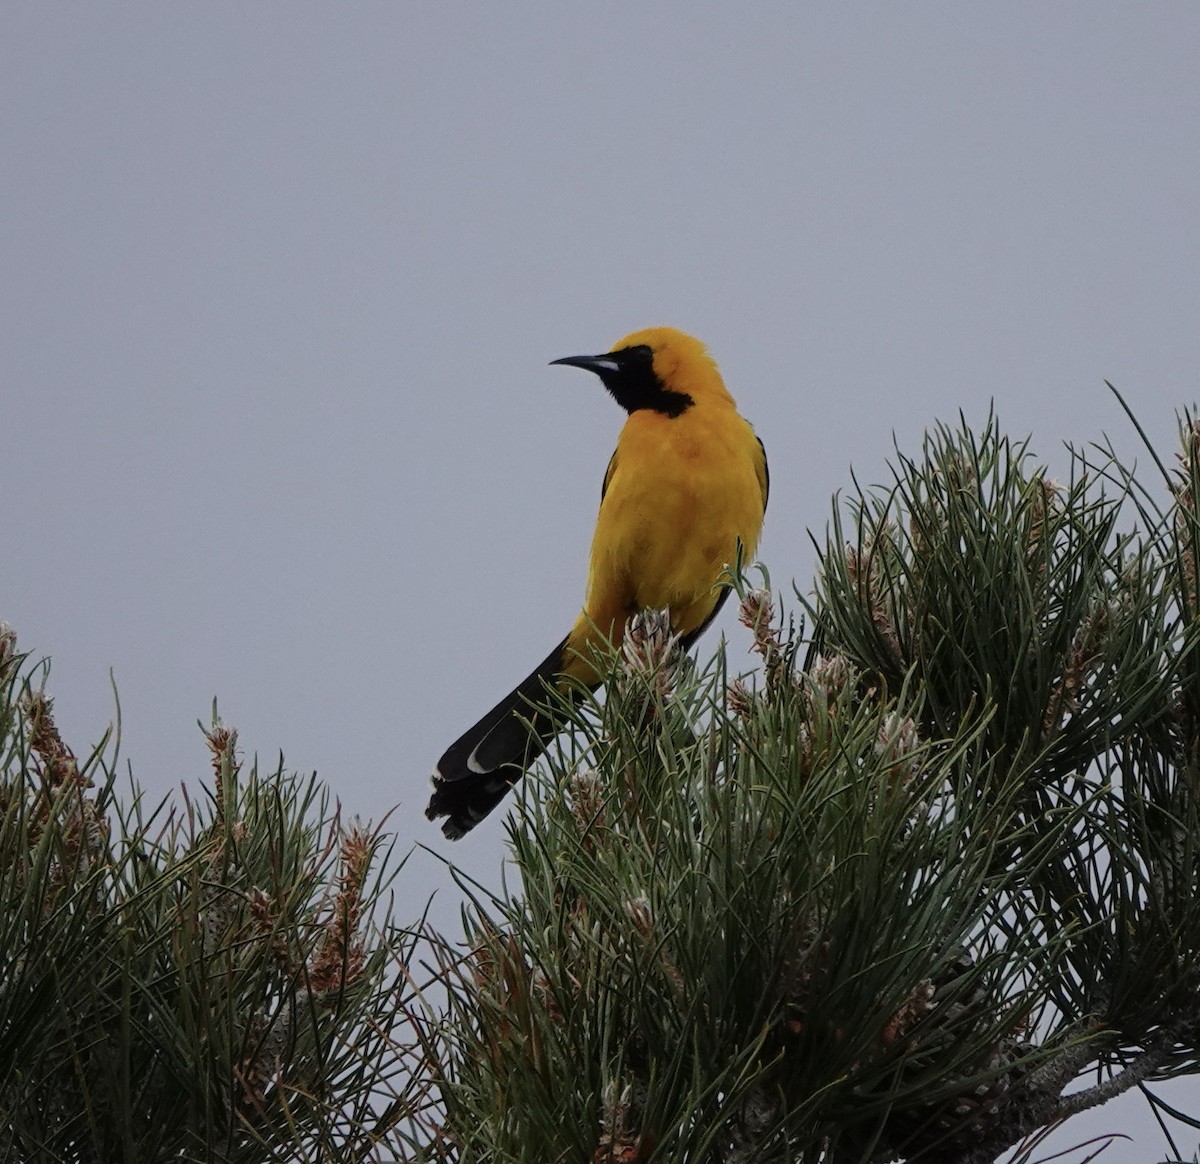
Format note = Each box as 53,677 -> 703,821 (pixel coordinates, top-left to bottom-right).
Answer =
427,327 -> 768,838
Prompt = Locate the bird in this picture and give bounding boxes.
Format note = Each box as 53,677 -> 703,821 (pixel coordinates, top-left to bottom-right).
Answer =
426,327 -> 768,839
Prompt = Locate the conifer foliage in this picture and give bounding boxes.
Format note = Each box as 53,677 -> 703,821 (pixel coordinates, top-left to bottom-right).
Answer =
423,414 -> 1200,1163
0,632 -> 426,1163
7,412 -> 1200,1162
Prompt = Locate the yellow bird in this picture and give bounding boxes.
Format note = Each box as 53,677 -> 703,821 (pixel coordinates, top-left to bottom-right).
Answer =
427,327 -> 768,838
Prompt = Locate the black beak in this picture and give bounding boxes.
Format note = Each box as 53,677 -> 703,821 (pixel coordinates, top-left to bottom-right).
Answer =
550,353 -> 623,375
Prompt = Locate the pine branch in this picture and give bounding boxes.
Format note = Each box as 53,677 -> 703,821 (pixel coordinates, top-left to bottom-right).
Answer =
964,994 -> 1200,1164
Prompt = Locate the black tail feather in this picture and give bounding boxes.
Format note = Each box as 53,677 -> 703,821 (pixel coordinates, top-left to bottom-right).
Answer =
426,638 -> 580,839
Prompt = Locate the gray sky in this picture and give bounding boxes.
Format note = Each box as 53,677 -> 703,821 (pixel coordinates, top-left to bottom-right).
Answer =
4,4 -> 1199,1157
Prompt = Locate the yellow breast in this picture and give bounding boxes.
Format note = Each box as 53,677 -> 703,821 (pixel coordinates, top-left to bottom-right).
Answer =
584,404 -> 765,637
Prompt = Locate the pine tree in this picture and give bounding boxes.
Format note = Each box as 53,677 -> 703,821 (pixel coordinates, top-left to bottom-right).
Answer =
0,631 -> 430,1163
8,409 -> 1200,1162
419,411 -> 1200,1163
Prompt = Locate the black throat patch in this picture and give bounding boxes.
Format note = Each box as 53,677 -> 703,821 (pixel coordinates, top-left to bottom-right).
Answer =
600,345 -> 694,417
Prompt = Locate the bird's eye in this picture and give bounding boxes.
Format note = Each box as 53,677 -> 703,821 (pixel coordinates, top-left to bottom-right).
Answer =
620,344 -> 654,366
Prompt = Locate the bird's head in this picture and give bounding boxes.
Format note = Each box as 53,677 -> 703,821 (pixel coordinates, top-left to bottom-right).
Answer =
551,326 -> 733,417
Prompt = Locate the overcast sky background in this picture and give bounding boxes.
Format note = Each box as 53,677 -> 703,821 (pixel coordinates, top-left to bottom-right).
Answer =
4,5 -> 1199,1157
